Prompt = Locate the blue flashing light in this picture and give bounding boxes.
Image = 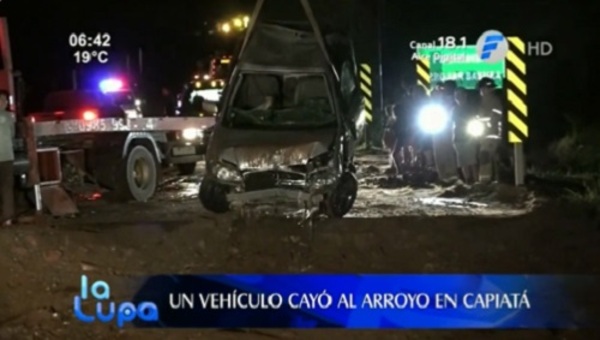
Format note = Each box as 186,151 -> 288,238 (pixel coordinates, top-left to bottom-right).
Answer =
99,78 -> 123,92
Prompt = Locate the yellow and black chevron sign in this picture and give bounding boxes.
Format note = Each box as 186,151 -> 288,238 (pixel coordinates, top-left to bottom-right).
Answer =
505,37 -> 528,143
359,63 -> 373,123
416,56 -> 431,91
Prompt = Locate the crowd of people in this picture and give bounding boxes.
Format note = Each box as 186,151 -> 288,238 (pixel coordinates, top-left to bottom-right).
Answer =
384,77 -> 504,185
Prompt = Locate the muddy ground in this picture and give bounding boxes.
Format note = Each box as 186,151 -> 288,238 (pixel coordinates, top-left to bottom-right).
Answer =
1,154 -> 600,339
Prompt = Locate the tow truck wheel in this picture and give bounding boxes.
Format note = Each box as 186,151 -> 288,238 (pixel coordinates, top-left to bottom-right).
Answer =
177,163 -> 197,176
322,172 -> 358,218
117,145 -> 158,202
199,179 -> 229,213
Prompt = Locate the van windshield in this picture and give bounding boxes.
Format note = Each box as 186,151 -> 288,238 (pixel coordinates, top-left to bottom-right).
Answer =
226,74 -> 336,129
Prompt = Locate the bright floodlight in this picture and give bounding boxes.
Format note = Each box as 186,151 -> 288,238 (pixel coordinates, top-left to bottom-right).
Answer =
417,104 -> 449,134
221,23 -> 231,33
182,128 -> 202,140
467,118 -> 485,137
99,78 -> 123,93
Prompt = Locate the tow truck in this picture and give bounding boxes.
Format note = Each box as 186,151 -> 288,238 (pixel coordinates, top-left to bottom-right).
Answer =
1,18 -> 214,215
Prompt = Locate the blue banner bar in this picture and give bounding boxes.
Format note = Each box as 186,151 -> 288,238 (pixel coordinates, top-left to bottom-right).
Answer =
72,274 -> 599,329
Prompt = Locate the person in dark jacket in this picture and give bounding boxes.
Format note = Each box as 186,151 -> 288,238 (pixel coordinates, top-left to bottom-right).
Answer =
477,77 -> 505,182
407,85 -> 430,168
161,87 -> 176,116
452,87 -> 478,184
390,85 -> 427,174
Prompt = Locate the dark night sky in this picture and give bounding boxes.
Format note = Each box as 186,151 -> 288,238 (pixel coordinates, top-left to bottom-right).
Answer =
1,0 -> 599,145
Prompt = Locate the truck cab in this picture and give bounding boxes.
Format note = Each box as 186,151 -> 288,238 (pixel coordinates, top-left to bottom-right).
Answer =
0,17 -> 30,190
178,76 -> 224,117
177,55 -> 233,116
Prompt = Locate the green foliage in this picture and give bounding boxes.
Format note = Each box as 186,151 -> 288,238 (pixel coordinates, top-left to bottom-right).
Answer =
548,113 -> 600,174
545,113 -> 600,206
564,177 -> 600,206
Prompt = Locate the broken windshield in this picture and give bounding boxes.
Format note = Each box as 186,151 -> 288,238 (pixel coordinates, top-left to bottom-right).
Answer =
226,73 -> 336,129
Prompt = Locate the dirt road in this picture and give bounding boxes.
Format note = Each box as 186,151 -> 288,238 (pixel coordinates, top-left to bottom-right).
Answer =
1,155 -> 599,339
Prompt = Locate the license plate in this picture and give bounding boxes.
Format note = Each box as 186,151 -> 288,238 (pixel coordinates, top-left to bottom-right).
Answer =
172,146 -> 196,156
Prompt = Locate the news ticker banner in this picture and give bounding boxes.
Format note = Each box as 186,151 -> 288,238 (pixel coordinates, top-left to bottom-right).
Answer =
73,274 -> 600,328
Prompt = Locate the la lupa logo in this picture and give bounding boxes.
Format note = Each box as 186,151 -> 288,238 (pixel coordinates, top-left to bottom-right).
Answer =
74,275 -> 159,327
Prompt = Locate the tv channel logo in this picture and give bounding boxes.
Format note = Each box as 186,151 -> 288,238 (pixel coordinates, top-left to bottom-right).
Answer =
476,30 -> 508,63
74,275 -> 159,327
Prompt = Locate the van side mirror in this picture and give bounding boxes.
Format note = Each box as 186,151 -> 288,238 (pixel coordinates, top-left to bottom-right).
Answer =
202,102 -> 218,115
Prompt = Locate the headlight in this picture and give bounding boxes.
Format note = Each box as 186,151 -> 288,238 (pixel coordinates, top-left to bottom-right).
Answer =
356,109 -> 367,128
307,152 -> 335,171
307,153 -> 337,188
308,170 -> 337,188
182,128 -> 203,140
214,163 -> 241,182
466,118 -> 485,137
417,104 -> 449,134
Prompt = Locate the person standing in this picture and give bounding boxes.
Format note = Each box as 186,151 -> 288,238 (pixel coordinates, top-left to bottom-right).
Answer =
161,87 -> 176,116
407,85 -> 429,168
0,90 -> 15,226
477,77 -> 504,182
452,88 -> 478,184
382,104 -> 396,147
430,82 -> 458,181
389,85 -> 426,174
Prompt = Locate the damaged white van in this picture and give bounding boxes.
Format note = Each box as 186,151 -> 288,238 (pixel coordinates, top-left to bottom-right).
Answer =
200,16 -> 365,218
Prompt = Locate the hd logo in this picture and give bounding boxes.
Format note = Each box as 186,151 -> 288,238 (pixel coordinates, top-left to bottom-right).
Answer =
476,30 -> 508,63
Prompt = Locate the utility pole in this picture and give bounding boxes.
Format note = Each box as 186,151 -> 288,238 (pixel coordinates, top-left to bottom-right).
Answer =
126,53 -> 131,75
138,48 -> 143,75
367,0 -> 385,150
71,69 -> 77,89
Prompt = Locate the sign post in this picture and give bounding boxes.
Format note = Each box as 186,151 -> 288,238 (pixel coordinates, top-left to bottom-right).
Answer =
513,143 -> 525,186
359,63 -> 374,148
505,37 -> 528,186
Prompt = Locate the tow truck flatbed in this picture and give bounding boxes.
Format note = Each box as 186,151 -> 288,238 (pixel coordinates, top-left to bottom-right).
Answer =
20,115 -> 216,210
32,116 -> 215,137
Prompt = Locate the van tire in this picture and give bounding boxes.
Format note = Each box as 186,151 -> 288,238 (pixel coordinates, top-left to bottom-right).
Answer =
322,172 -> 358,218
199,179 -> 229,213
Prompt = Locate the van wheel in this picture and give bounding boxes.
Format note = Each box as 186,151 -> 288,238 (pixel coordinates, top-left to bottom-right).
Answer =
116,145 -> 158,202
322,172 -> 358,218
199,179 -> 229,213
177,163 -> 197,176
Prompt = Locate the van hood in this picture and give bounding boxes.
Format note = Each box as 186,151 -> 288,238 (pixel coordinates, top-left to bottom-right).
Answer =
209,127 -> 337,170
